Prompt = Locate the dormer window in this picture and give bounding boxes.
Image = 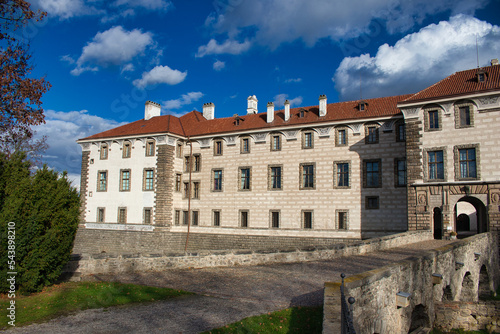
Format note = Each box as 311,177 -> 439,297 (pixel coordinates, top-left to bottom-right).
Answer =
234,115 -> 242,126
477,70 -> 486,83
299,108 -> 306,118
359,101 -> 366,111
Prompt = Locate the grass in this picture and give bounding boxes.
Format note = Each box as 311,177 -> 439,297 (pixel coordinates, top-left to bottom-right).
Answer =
201,306 -> 323,334
0,281 -> 192,328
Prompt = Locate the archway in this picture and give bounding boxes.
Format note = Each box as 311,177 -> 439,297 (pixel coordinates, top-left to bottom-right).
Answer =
460,272 -> 476,302
433,207 -> 443,239
454,196 -> 487,238
408,304 -> 430,333
478,265 -> 491,299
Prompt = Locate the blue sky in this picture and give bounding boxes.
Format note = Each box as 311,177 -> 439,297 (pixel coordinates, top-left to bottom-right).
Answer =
25,0 -> 500,188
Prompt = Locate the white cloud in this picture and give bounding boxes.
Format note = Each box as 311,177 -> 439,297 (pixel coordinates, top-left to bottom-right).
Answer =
196,39 -> 251,57
32,0 -> 102,19
133,65 -> 187,88
205,0 -> 488,50
121,63 -> 135,73
333,15 -> 500,101
285,78 -> 302,83
273,94 -> 303,108
113,0 -> 172,11
162,92 -> 204,114
213,60 -> 226,71
34,110 -> 127,181
72,26 -> 154,75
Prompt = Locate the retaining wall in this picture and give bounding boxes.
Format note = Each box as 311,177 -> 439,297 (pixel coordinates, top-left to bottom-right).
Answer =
434,301 -> 500,332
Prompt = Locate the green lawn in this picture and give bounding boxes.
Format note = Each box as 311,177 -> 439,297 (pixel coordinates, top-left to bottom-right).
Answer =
0,281 -> 192,328
202,306 -> 323,334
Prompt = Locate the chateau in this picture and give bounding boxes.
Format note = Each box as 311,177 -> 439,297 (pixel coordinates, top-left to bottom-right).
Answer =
75,63 -> 500,253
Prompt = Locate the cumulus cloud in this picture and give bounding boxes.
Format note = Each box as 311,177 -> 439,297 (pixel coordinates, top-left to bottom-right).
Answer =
196,39 -> 251,57
273,94 -> 303,108
113,0 -> 172,11
213,60 -> 226,71
162,92 -> 204,115
333,15 -> 500,101
32,0 -> 103,19
204,0 -> 488,50
133,65 -> 187,88
34,110 -> 127,187
71,26 -> 154,75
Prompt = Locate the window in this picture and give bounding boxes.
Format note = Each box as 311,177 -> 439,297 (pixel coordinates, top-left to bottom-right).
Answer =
271,135 -> 281,151
302,132 -> 313,149
240,210 -> 249,228
270,211 -> 280,228
395,159 -> 407,187
118,207 -> 127,223
175,173 -> 182,192
425,108 -> 442,131
458,147 -> 477,179
429,111 -> 439,129
396,122 -> 405,142
365,125 -> 379,144
97,208 -> 105,223
184,156 -> 190,172
192,211 -> 199,226
241,137 -> 250,153
120,170 -> 131,191
335,162 -> 349,188
174,210 -> 180,225
299,109 -> 305,118
269,165 -> 282,190
97,171 -> 107,192
460,106 -> 471,126
193,181 -> 200,199
213,169 -> 223,191
182,211 -> 188,225
239,167 -> 251,190
183,182 -> 189,198
364,160 -> 381,188
455,103 -> 474,128
214,140 -> 223,156
303,211 -> 313,229
100,143 -> 108,160
122,141 -> 131,158
477,71 -> 486,82
143,169 -> 154,191
336,128 -> 347,146
143,208 -> 152,224
337,210 -> 348,230
146,140 -> 155,156
176,143 -> 183,158
366,196 -> 379,210
194,155 -> 201,172
213,210 -> 221,227
428,151 -> 444,180
359,102 -> 366,111
300,163 -> 315,189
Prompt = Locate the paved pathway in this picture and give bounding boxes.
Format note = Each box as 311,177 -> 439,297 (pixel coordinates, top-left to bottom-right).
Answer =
4,240 -> 453,334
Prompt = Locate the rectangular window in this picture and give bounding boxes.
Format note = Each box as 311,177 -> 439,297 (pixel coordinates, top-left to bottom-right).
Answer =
336,163 -> 349,187
143,208 -> 152,224
270,166 -> 282,190
396,122 -> 406,142
240,210 -> 248,228
366,126 -> 379,144
271,135 -> 281,151
146,141 -> 155,156
122,142 -> 131,158
337,129 -> 347,146
338,211 -> 347,230
175,210 -> 180,225
459,148 -> 476,178
303,132 -> 313,149
395,159 -> 407,186
240,168 -> 251,190
192,211 -> 199,226
182,211 -> 188,225
97,207 -> 105,223
120,170 -> 131,191
303,211 -> 313,229
98,171 -> 107,192
366,196 -> 379,210
175,173 -> 181,192
184,156 -> 190,172
364,160 -> 380,187
301,164 -> 315,189
214,140 -> 223,156
194,155 -> 201,172
176,143 -> 183,158
429,110 -> 439,129
459,106 -> 471,127
118,207 -> 127,223
428,151 -> 444,180
271,211 -> 280,228
183,182 -> 189,198
213,210 -> 221,227
213,169 -> 223,191
144,169 -> 154,191
100,144 -> 108,160
193,181 -> 200,199
241,138 -> 250,153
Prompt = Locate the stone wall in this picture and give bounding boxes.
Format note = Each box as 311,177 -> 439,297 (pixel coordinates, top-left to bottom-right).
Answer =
68,230 -> 433,276
323,232 -> 500,334
434,301 -> 500,332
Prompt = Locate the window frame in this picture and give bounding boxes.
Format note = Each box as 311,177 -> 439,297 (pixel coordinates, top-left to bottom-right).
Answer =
424,107 -> 442,131
302,131 -> 314,149
143,168 -> 155,191
454,102 -> 475,129
424,148 -> 446,182
192,210 -> 199,226
212,168 -> 223,192
268,164 -> 283,190
193,154 -> 201,172
192,181 -> 200,199
365,125 -> 379,144
454,144 -> 480,180
335,127 -> 348,146
240,137 -> 250,154
366,196 -> 379,210
175,173 -> 182,192
270,210 -> 280,228
122,141 -> 131,158
100,143 -> 108,160
145,140 -> 155,157
174,209 -> 180,225
302,210 -> 313,229
336,210 -> 349,230
120,169 -> 131,192
117,207 -> 127,224
239,167 -> 251,191
334,161 -> 350,188
97,207 -> 105,223
143,207 -> 152,224
271,134 -> 281,151
214,140 -> 223,156
300,163 -> 316,190
363,159 -> 381,188
213,210 -> 221,227
240,210 -> 249,228
395,121 -> 406,142
182,210 -> 188,225
176,143 -> 183,158
394,158 -> 407,187
97,170 -> 108,192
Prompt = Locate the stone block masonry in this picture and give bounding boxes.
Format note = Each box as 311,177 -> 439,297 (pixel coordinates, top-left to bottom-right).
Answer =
155,145 -> 175,226
434,301 -> 500,332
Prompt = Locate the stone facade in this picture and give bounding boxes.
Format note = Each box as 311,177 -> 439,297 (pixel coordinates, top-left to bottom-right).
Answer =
434,301 -> 500,332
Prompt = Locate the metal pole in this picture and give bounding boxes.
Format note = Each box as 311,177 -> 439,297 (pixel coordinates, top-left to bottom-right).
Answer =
184,138 -> 193,252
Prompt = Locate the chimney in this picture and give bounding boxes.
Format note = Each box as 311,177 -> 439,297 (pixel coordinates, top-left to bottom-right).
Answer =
203,102 -> 215,120
319,94 -> 327,117
284,100 -> 290,121
491,59 -> 499,66
267,102 -> 274,123
145,101 -> 161,120
247,95 -> 258,114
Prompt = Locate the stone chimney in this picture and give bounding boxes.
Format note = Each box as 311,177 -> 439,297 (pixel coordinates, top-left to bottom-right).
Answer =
145,101 -> 161,120
284,100 -> 290,121
203,102 -> 215,120
491,59 -> 499,66
319,94 -> 327,117
247,95 -> 258,114
267,102 -> 274,123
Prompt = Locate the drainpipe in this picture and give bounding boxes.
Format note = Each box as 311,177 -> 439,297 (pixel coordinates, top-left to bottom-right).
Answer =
184,138 -> 193,252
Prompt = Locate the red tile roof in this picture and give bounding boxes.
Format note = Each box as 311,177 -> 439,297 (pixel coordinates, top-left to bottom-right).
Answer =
79,94 -> 411,141
400,64 -> 500,105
